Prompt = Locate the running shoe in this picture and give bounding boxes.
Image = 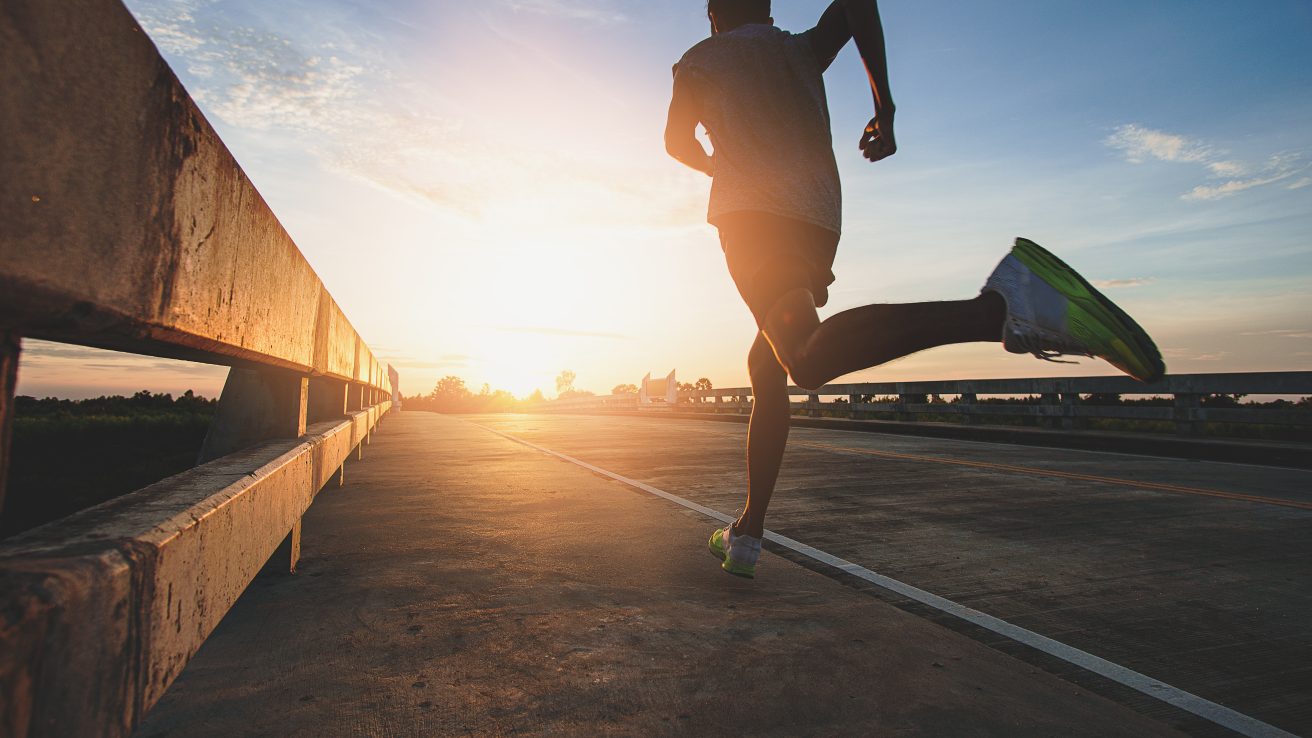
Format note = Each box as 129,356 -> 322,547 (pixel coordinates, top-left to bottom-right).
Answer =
983,238 -> 1166,383
709,525 -> 761,579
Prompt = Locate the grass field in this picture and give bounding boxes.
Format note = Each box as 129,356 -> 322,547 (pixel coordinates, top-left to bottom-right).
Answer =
1,392 -> 215,540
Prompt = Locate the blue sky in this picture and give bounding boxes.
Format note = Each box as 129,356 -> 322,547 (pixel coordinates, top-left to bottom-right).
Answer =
17,0 -> 1312,398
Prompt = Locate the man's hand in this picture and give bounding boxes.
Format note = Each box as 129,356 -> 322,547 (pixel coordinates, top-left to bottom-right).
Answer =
808,0 -> 897,163
859,109 -> 896,163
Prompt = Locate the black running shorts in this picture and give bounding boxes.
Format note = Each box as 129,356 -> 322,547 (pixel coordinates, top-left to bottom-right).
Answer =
716,210 -> 839,328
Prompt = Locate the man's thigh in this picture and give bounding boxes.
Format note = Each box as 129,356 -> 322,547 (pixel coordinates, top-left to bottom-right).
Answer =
717,211 -> 838,328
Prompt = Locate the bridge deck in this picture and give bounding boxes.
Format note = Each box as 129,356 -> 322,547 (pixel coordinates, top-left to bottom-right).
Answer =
136,412 -> 1310,737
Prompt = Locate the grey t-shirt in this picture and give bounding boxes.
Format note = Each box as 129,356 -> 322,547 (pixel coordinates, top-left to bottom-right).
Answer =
675,24 -> 841,235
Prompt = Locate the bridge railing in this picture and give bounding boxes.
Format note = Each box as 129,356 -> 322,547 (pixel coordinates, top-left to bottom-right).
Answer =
545,373 -> 1311,437
1,3 -> 394,736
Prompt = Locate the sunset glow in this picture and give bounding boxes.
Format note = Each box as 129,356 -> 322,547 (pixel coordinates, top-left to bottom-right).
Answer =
15,0 -> 1311,400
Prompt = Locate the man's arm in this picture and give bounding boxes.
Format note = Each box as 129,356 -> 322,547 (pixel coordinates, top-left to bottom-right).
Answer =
808,0 -> 896,163
665,68 -> 714,176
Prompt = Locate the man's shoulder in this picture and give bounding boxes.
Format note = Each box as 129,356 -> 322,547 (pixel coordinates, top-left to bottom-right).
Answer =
678,25 -> 810,68
676,35 -> 720,70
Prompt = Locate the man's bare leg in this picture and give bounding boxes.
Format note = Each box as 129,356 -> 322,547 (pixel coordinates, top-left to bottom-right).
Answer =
763,288 -> 1007,391
728,290 -> 1004,541
733,331 -> 791,539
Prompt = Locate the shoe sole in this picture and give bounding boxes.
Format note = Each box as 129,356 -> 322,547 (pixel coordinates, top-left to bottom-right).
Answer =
712,547 -> 756,578
722,562 -> 755,579
709,530 -> 757,578
1012,238 -> 1166,383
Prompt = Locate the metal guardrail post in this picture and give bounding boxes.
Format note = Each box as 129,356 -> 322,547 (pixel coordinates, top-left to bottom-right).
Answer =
0,332 -> 18,525
1175,393 -> 1204,436
198,368 -> 310,574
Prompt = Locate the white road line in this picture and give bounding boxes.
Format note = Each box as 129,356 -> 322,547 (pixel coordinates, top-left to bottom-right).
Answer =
475,422 -> 1299,738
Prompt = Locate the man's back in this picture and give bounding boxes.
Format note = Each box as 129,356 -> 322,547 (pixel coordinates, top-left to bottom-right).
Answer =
675,24 -> 842,234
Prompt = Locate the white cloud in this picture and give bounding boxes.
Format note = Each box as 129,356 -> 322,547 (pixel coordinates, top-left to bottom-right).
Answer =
1105,124 -> 1212,164
1239,329 -> 1312,339
1288,177 -> 1312,190
502,0 -> 628,23
1206,160 -> 1247,177
1106,124 -> 1307,202
125,1 -> 696,226
1183,172 -> 1297,201
133,2 -> 367,134
1163,348 -> 1230,362
1092,277 -> 1155,289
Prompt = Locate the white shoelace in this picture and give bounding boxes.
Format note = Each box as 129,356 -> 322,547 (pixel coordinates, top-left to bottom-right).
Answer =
1005,319 -> 1092,364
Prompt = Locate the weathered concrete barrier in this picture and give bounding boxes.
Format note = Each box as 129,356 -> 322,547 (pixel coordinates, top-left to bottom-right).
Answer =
0,0 -> 400,734
0,0 -> 387,390
0,403 -> 387,737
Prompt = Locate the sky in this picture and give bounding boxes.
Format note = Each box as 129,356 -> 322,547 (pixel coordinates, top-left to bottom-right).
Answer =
16,0 -> 1312,399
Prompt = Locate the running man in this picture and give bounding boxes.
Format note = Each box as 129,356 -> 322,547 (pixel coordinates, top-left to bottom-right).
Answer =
665,0 -> 1165,578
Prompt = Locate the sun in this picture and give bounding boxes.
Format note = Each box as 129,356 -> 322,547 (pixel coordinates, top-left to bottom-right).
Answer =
466,331 -> 571,399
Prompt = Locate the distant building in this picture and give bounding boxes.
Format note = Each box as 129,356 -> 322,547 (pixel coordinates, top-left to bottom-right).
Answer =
388,364 -> 402,409
640,370 -> 677,406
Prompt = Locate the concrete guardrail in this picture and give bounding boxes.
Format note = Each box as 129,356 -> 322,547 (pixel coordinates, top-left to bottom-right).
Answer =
547,372 -> 1312,437
0,2 -> 396,735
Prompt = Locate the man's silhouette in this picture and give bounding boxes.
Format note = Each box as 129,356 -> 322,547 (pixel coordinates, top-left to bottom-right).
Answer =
666,0 -> 1164,578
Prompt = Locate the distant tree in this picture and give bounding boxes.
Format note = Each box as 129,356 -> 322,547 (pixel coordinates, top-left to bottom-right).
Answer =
527,389 -> 546,404
679,378 -> 713,404
13,392 -> 216,419
428,376 -> 472,412
678,382 -> 695,392
484,389 -> 518,412
431,376 -> 469,400
1202,393 -> 1246,408
556,370 -> 577,396
612,384 -> 639,395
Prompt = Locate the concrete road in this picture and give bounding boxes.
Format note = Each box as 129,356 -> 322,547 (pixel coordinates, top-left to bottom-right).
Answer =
134,412 -> 1213,737
469,412 -> 1312,737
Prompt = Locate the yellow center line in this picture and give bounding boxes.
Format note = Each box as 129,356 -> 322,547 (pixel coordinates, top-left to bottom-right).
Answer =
787,439 -> 1312,512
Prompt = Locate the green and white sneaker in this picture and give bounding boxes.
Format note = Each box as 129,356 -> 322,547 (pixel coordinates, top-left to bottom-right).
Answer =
708,525 -> 761,579
983,238 -> 1166,383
